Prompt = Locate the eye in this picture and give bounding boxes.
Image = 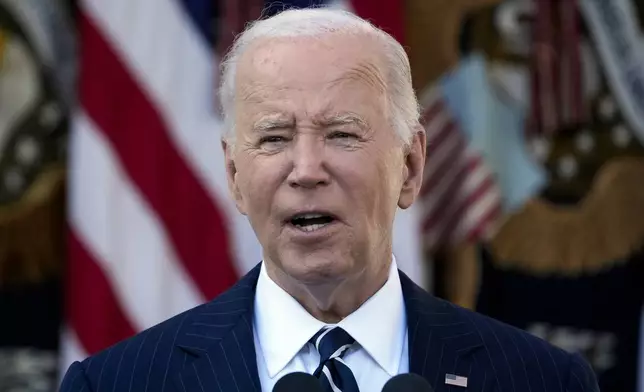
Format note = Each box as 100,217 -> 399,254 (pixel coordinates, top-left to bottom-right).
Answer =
328,131 -> 357,139
259,135 -> 288,144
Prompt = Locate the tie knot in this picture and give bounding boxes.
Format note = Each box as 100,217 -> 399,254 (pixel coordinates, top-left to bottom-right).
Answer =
310,327 -> 355,363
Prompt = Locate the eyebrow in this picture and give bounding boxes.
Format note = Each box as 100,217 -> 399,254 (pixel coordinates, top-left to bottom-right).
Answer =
312,113 -> 369,130
252,116 -> 295,132
252,113 -> 368,132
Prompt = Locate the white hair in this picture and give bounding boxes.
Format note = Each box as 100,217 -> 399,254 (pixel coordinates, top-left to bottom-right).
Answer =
218,7 -> 421,148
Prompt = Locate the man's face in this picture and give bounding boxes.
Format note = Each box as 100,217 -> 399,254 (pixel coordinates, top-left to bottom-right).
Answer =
224,34 -> 424,286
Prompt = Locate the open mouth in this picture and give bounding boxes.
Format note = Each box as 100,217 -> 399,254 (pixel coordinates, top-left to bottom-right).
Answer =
287,213 -> 336,232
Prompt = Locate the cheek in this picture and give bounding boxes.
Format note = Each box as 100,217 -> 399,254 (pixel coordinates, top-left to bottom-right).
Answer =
237,156 -> 284,212
335,152 -> 392,207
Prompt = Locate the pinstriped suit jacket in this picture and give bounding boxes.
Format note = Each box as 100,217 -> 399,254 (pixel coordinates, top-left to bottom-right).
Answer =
59,263 -> 600,391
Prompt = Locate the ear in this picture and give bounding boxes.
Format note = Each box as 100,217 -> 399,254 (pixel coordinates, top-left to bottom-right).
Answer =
222,139 -> 247,215
398,124 -> 427,209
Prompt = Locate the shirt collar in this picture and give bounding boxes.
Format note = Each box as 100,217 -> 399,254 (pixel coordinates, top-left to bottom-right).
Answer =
337,256 -> 406,376
253,256 -> 406,378
254,262 -> 326,378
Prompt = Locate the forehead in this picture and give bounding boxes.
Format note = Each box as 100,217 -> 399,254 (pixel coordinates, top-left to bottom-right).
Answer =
235,34 -> 387,103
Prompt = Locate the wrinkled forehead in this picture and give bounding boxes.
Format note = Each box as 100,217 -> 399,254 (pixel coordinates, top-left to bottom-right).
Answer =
235,34 -> 388,101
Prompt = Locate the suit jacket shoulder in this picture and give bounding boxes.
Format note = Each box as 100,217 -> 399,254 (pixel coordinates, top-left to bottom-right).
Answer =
399,270 -> 600,392
59,264 -> 263,392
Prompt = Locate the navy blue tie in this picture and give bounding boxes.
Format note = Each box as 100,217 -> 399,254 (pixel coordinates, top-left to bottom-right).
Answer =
310,327 -> 360,392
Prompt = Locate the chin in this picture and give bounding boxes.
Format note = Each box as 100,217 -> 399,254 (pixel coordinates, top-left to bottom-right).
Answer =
278,249 -> 353,285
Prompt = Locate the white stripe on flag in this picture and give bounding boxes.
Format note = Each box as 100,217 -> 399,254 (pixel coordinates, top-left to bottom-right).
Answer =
422,128 -> 463,183
69,111 -> 204,329
82,0 -> 262,275
58,327 -> 88,383
454,177 -> 500,239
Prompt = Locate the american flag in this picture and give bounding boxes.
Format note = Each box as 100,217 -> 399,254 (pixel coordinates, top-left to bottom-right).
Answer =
445,373 -> 468,388
417,86 -> 502,250
61,0 -> 430,373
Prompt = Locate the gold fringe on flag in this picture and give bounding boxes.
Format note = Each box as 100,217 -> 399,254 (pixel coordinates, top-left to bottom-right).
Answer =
0,166 -> 66,287
443,157 -> 644,309
491,157 -> 644,275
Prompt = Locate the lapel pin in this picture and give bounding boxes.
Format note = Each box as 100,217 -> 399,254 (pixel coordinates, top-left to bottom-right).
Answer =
445,373 -> 468,388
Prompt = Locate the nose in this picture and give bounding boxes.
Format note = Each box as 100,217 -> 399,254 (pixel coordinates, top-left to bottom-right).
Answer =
286,134 -> 330,189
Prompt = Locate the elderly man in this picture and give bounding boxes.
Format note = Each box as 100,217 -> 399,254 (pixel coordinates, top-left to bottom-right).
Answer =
60,8 -> 599,392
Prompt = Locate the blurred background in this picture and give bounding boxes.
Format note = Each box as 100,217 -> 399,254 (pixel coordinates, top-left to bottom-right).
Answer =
1,0 -> 643,390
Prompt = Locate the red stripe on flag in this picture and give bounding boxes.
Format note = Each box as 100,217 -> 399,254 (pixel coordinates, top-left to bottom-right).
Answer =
435,175 -> 496,246
466,200 -> 502,243
420,155 -> 479,223
217,0 -> 264,55
67,230 -> 136,354
426,121 -> 460,157
420,99 -> 445,126
350,0 -> 405,44
78,13 -> 238,300
419,93 -> 501,249
419,136 -> 466,198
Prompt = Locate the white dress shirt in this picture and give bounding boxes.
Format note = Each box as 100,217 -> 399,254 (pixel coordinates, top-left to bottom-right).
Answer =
253,256 -> 409,392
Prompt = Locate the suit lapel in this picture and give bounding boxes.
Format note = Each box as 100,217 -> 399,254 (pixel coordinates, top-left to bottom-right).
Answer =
400,271 -> 490,391
170,264 -> 492,392
173,264 -> 262,392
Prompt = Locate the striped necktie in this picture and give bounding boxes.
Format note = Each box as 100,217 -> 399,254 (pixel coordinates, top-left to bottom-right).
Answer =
310,327 -> 359,392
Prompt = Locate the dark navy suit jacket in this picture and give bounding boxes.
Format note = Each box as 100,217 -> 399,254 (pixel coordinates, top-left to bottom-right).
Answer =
59,264 -> 600,391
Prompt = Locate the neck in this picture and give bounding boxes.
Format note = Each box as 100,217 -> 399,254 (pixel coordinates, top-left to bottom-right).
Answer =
266,254 -> 392,323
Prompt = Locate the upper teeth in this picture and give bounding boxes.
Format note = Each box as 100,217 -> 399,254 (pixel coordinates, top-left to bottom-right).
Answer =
295,213 -> 325,219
